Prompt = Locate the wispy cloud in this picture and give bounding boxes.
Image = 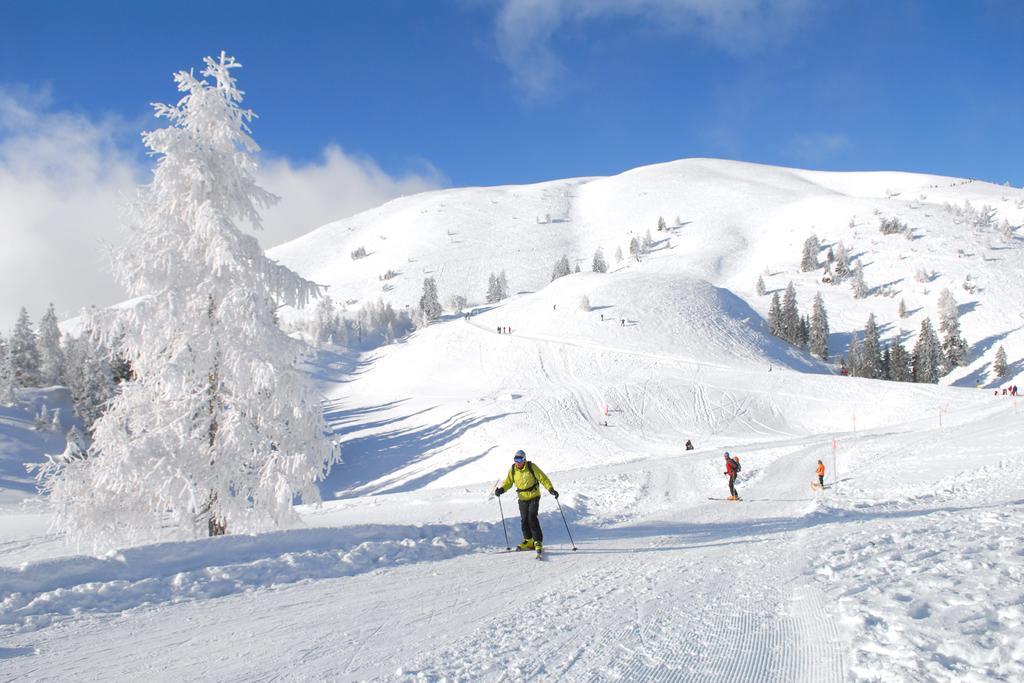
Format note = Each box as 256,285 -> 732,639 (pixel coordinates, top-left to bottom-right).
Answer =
494,0 -> 815,97
0,88 -> 443,330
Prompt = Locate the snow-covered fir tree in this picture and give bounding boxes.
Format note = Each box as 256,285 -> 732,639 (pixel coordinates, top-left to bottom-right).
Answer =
36,54 -> 338,550
642,229 -> 654,253
579,295 -> 591,311
850,264 -> 869,299
614,246 -> 623,263
767,292 -> 783,337
574,263 -> 581,273
551,254 -> 572,280
419,277 -> 442,321
937,288 -> 968,369
861,314 -> 882,379
898,298 -> 907,318
62,329 -> 115,431
497,270 -> 509,300
756,275 -> 766,296
657,216 -> 666,232
592,247 -> 608,273
809,292 -> 829,361
781,281 -> 800,344
800,235 -> 819,272
846,335 -> 862,376
798,315 -> 810,349
448,295 -> 467,313
993,345 -> 1008,377
832,242 -> 850,282
313,294 -> 339,344
912,317 -> 943,383
629,236 -> 641,260
38,303 -> 64,386
0,335 -> 15,405
486,273 -> 500,303
888,341 -> 912,382
10,307 -> 41,387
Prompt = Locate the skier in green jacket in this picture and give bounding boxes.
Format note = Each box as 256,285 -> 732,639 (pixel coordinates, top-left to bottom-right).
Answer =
495,450 -> 558,554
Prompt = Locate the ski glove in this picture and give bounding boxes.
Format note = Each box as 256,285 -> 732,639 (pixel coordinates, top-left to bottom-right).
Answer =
494,487 -> 504,496
550,489 -> 559,498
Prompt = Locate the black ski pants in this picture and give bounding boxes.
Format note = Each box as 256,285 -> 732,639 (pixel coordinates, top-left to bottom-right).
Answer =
818,474 -> 824,487
519,497 -> 543,543
728,475 -> 737,498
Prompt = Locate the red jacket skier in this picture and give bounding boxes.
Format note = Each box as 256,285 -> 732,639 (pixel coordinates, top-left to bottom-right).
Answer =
724,452 -> 739,500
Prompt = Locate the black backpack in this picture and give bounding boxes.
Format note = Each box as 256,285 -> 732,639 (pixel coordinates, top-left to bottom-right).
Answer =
509,462 -> 540,493
731,457 -> 741,473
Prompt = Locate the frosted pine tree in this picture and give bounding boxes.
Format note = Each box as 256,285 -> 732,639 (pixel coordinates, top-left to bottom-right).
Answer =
850,264 -> 869,299
551,255 -> 571,281
0,335 -> 15,406
767,292 -> 783,337
993,345 -> 1008,377
756,275 -> 766,296
614,246 -> 623,263
62,329 -> 115,431
629,237 -> 641,261
897,298 -> 907,318
313,294 -> 338,344
888,342 -> 912,382
809,292 -> 829,361
657,216 -> 666,232
486,273 -> 500,303
36,54 -> 338,550
497,270 -> 509,300
419,277 -> 442,321
38,303 -> 64,386
592,248 -> 608,273
937,288 -> 968,369
781,282 -> 800,344
832,242 -> 850,281
861,314 -> 882,379
10,307 -> 41,387
846,335 -> 862,377
800,235 -> 819,272
912,317 -> 943,383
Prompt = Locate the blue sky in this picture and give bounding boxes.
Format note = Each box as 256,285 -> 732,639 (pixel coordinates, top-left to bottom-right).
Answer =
0,0 -> 1022,326
3,0 -> 1021,186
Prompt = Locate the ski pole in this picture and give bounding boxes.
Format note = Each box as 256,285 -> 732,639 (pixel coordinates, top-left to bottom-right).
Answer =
496,491 -> 511,550
555,497 -> 577,551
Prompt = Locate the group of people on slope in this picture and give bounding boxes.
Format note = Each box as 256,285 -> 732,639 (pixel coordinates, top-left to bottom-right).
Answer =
491,447 -> 829,551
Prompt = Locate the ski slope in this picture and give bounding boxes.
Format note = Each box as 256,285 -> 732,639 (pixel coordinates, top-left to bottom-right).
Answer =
2,158 -> 1023,680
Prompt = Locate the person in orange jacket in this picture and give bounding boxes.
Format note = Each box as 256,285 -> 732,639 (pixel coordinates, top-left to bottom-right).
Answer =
816,460 -> 825,489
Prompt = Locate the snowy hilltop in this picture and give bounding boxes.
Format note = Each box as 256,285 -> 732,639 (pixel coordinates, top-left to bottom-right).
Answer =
3,137 -> 1024,678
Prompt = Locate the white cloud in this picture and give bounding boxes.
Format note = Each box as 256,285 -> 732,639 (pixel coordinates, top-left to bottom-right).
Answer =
257,146 -> 443,249
0,88 -> 443,330
495,0 -> 814,97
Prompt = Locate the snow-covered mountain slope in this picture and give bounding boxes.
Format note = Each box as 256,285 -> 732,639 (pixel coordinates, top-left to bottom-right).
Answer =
269,158 -> 1024,498
2,158 -> 1023,680
271,158 -> 1024,391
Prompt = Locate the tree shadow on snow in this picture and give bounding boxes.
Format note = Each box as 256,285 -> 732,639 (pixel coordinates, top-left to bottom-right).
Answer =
321,408 -> 520,499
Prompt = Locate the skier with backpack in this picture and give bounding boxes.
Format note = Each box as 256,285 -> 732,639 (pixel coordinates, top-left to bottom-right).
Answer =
495,450 -> 559,555
724,452 -> 740,500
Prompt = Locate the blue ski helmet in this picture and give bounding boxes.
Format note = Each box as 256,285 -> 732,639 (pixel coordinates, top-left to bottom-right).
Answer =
514,449 -> 526,462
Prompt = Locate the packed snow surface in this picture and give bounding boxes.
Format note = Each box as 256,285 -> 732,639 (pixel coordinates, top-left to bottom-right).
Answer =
2,158 -> 1023,680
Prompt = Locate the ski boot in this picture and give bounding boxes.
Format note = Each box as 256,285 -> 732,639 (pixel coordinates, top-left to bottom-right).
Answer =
516,539 -> 535,551
534,541 -> 543,558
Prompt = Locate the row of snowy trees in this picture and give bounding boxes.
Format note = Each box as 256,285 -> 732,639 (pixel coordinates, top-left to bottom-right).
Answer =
0,305 -> 127,430
844,288 -> 969,383
766,283 -> 830,361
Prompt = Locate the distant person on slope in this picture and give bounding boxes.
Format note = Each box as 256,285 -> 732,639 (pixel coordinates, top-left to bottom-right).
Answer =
816,460 -> 825,489
494,450 -> 558,554
685,439 -> 694,451
724,452 -> 740,500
